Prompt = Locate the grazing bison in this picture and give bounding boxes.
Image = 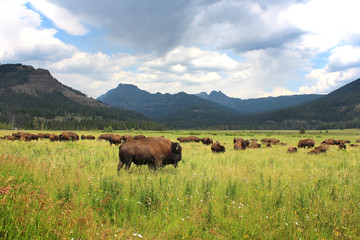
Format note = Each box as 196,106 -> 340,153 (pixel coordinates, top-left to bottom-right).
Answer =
356,139 -> 360,143
339,143 -> 346,149
81,135 -> 95,140
134,135 -> 146,139
234,141 -> 246,150
118,137 -> 182,171
234,138 -> 249,147
122,135 -> 133,142
308,148 -> 326,154
248,142 -> 261,148
177,137 -> 190,143
350,144 -> 359,147
2,135 -> 15,141
49,134 -> 59,142
287,146 -> 297,153
109,135 -> 122,146
188,136 -> 201,142
322,139 -> 336,145
298,139 -> 315,148
202,137 -> 213,145
211,141 -> 225,152
59,131 -> 79,141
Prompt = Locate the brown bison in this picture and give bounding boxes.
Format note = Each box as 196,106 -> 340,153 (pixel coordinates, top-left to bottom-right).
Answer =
2,135 -> 15,141
356,139 -> 360,143
49,134 -> 59,142
287,146 -> 297,153
211,141 -> 225,152
248,142 -> 261,148
59,131 -> 79,141
298,139 -> 315,148
188,136 -> 201,142
134,135 -> 146,139
308,148 -> 326,154
81,135 -> 95,140
97,133 -> 113,141
118,137 -> 182,171
322,139 -> 337,145
234,138 -> 250,147
109,135 -> 122,146
202,137 -> 213,145
339,143 -> 346,150
234,141 -> 246,150
122,134 -> 133,142
177,137 -> 190,143
350,144 -> 359,147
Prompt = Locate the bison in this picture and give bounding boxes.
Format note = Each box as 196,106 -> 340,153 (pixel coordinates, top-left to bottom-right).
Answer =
118,137 -> 182,171
211,141 -> 225,152
202,137 -> 213,145
308,148 -> 326,154
234,141 -> 246,150
81,135 -> 96,140
298,139 -> 315,148
49,134 -> 59,142
287,146 -> 297,153
248,142 -> 261,148
59,131 -> 79,141
109,135 -> 122,146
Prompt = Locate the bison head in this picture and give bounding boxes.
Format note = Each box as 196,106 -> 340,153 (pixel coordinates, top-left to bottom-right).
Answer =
171,142 -> 182,167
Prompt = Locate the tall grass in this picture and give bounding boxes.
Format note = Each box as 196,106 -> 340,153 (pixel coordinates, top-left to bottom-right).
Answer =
0,130 -> 360,239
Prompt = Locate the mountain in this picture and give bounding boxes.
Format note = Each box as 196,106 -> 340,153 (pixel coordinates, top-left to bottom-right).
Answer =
195,91 -> 323,114
97,84 -> 242,128
238,78 -> 360,130
0,64 -> 163,130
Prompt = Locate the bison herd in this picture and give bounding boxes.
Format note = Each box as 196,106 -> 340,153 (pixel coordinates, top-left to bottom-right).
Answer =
2,131 -> 360,171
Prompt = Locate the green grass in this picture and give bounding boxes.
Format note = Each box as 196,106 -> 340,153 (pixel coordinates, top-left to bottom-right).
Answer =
0,130 -> 360,239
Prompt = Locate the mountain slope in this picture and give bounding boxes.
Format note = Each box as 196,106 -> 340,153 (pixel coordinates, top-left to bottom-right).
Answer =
98,84 -> 242,128
239,78 -> 360,129
195,91 -> 323,114
0,64 -> 162,130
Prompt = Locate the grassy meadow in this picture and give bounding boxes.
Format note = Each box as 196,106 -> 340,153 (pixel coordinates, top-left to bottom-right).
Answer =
1,129 -> 360,239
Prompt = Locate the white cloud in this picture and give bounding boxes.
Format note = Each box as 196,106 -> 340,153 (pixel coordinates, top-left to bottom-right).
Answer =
258,87 -> 297,98
28,0 -> 88,35
0,0 -> 76,63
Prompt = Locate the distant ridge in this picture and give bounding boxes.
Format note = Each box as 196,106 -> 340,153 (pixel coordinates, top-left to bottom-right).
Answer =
98,83 -> 243,128
0,64 -> 163,130
195,91 -> 323,115
238,78 -> 360,129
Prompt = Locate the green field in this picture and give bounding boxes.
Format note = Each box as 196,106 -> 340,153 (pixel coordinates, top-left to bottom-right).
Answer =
1,130 -> 360,239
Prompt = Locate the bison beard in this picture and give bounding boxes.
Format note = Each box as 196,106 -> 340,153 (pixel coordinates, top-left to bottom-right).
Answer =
118,137 -> 182,171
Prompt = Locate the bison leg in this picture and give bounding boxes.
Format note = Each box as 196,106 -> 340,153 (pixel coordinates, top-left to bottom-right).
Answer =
117,162 -> 124,171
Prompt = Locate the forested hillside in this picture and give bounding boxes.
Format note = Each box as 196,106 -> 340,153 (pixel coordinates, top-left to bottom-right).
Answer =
0,64 -> 164,130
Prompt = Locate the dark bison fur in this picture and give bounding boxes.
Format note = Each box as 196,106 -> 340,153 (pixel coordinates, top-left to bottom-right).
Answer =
248,142 -> 261,148
118,137 -> 182,171
298,139 -> 315,148
287,146 -> 297,153
59,131 -> 79,141
81,135 -> 95,140
308,148 -> 326,154
211,141 -> 225,152
202,137 -> 213,145
234,141 -> 246,150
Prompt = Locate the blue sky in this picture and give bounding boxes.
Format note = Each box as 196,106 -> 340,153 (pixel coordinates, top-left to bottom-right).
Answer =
1,0 -> 360,99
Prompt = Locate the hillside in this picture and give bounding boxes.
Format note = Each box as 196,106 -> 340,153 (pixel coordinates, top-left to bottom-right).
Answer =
97,84 -> 242,128
0,64 -> 163,130
196,91 -> 322,114
239,78 -> 360,130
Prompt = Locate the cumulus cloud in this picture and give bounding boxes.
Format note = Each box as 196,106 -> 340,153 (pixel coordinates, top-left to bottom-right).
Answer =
44,0 -> 305,54
28,0 -> 88,35
0,0 -> 76,63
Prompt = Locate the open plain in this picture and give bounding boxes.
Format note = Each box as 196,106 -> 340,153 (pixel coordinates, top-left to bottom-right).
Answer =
1,129 -> 359,239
